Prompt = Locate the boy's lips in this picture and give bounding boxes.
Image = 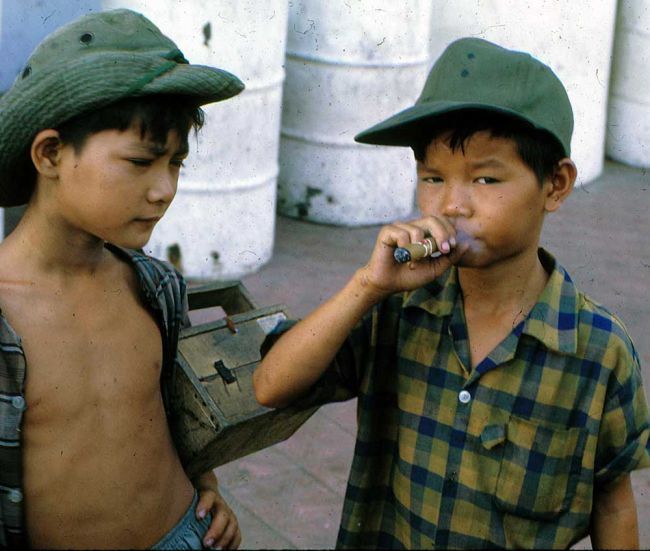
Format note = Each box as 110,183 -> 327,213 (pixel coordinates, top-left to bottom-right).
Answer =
133,216 -> 161,226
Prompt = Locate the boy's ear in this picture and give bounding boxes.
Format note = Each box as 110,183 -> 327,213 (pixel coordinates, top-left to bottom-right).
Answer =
30,129 -> 64,179
544,158 -> 577,213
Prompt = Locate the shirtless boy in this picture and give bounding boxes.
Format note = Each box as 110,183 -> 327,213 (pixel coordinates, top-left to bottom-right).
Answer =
254,38 -> 650,548
0,10 -> 243,549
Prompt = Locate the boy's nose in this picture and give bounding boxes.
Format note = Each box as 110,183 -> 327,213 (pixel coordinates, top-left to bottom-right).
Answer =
147,173 -> 177,204
440,182 -> 472,218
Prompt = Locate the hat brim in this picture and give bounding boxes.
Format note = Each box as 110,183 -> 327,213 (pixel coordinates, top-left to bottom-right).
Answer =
139,62 -> 244,105
354,101 -> 548,148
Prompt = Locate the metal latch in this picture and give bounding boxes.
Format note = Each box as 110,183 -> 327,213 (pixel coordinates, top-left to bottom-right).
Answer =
213,360 -> 237,384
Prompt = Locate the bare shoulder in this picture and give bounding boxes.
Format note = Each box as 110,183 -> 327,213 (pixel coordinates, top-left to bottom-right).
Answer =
0,238 -> 41,327
0,237 -> 31,286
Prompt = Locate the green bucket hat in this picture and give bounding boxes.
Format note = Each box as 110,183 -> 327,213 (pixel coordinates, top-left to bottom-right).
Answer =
355,37 -> 573,156
0,8 -> 244,206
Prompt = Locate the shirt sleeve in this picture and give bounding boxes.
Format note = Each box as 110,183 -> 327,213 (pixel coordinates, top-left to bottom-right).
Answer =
594,335 -> 650,487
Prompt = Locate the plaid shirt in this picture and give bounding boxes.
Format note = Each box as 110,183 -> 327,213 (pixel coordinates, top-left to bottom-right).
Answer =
302,248 -> 650,549
0,245 -> 187,548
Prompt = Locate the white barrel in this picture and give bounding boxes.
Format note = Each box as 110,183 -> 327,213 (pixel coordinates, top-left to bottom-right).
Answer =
279,0 -> 433,226
606,0 -> 650,168
428,0 -> 617,185
103,0 -> 288,279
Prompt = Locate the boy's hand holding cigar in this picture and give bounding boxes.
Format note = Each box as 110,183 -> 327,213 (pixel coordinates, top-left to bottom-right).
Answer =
358,215 -> 469,301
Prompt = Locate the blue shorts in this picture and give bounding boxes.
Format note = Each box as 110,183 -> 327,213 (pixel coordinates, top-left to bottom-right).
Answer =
151,491 -> 212,550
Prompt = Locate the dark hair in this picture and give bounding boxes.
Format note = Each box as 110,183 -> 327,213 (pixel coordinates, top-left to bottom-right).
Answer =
411,109 -> 566,185
22,95 -> 205,201
57,94 -> 204,152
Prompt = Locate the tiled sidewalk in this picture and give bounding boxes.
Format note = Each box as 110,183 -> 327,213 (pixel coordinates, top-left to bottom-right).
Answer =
214,160 -> 650,549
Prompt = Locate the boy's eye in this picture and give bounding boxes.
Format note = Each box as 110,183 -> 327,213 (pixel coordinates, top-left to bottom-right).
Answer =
476,176 -> 499,185
128,158 -> 152,167
420,176 -> 443,184
170,158 -> 185,168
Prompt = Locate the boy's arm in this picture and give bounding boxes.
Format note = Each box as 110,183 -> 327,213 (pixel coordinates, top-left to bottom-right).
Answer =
253,217 -> 466,408
590,473 -> 639,549
253,268 -> 386,408
194,470 -> 241,550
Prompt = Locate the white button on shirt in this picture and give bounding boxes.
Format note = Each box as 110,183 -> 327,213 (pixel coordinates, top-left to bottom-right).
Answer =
458,390 -> 471,404
11,396 -> 25,410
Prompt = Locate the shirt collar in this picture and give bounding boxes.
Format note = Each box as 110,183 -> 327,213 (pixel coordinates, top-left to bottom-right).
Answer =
402,266 -> 460,317
521,249 -> 579,354
402,249 -> 580,354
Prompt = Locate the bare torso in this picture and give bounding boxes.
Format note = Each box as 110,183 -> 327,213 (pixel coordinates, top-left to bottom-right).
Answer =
0,250 -> 193,549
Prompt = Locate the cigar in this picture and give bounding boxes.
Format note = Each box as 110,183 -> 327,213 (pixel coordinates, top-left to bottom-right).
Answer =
393,237 -> 437,264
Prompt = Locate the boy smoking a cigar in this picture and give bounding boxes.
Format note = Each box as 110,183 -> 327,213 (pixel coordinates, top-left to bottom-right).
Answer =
254,38 -> 650,549
0,10 -> 243,549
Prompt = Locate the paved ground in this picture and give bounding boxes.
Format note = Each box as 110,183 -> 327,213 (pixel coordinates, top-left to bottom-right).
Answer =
208,160 -> 649,549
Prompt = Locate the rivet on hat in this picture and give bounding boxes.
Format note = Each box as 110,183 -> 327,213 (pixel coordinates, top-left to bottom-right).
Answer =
460,69 -> 469,77
21,66 -> 31,79
467,52 -> 475,59
79,32 -> 94,45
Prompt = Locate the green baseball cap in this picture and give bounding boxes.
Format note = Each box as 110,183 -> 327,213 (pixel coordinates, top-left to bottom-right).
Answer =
355,37 -> 573,156
0,9 -> 245,206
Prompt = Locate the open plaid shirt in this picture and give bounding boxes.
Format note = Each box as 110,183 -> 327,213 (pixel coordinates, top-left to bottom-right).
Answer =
0,245 -> 186,548
299,249 -> 650,549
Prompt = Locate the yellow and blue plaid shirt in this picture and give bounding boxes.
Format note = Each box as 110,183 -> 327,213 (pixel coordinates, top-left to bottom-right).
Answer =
302,249 -> 650,549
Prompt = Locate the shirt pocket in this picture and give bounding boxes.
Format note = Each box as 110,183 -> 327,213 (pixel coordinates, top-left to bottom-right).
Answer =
486,416 -> 587,520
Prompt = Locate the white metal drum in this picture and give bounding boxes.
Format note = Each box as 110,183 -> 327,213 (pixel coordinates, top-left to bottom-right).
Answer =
103,0 -> 288,279
427,0 -> 618,185
279,0 -> 433,226
607,0 -> 650,168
